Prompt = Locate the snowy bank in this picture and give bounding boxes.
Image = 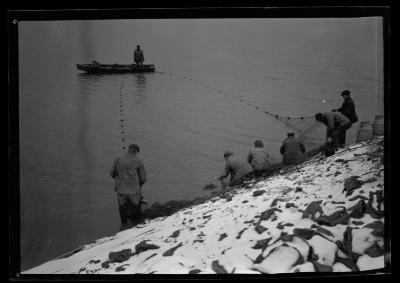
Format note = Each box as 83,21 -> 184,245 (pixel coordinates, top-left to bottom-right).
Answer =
24,137 -> 385,274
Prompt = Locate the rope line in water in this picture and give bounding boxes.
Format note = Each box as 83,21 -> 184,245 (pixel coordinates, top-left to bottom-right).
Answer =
90,70 -> 322,153
155,70 -> 315,121
155,70 -> 320,140
118,78 -> 127,152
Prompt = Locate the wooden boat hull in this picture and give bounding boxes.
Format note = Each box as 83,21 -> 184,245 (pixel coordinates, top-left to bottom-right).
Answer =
77,63 -> 155,74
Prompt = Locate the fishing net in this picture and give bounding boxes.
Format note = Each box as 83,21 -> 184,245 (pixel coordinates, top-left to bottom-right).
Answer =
275,116 -> 323,146
156,70 -> 325,152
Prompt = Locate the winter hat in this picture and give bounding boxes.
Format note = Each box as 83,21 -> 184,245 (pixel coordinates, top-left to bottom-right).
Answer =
128,144 -> 140,153
341,90 -> 351,96
223,150 -> 233,157
254,140 -> 264,147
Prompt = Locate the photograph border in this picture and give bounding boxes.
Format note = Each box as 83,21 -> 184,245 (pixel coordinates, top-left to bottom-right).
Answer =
8,5 -> 391,280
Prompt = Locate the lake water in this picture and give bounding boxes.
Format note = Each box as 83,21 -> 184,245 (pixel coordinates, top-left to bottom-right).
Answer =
18,18 -> 383,271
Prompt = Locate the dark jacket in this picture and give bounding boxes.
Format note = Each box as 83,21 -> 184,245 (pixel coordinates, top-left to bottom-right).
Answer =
247,148 -> 271,171
280,137 -> 306,165
110,152 -> 147,195
337,97 -> 358,123
224,155 -> 253,184
321,112 -> 351,138
134,49 -> 144,62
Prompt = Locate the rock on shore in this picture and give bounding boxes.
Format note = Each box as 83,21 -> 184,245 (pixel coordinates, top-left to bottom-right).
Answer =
24,137 -> 385,274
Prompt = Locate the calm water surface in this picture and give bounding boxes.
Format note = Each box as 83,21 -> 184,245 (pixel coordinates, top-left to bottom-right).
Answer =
19,18 -> 383,271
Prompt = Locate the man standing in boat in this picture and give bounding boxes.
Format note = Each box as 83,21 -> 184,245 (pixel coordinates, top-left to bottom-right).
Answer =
110,144 -> 147,231
134,45 -> 145,66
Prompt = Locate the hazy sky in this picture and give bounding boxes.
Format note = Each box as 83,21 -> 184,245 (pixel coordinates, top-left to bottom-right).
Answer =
19,17 -> 383,69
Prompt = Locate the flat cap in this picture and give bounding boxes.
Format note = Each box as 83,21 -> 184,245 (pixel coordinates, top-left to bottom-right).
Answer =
128,144 -> 140,152
223,150 -> 233,157
341,90 -> 351,96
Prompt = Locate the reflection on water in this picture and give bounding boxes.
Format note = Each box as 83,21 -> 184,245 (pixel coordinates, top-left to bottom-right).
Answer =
128,73 -> 147,105
136,73 -> 146,89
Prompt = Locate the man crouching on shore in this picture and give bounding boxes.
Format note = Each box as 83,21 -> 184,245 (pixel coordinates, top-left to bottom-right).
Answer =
219,150 -> 253,188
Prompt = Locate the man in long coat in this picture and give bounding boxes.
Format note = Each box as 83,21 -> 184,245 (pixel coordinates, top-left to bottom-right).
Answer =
134,45 -> 145,66
334,89 -> 358,146
110,144 -> 147,230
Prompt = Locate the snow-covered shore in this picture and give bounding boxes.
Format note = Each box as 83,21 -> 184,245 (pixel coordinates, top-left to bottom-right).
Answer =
24,137 -> 386,274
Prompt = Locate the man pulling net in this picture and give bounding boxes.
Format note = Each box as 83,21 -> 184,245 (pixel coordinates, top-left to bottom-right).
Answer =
315,111 -> 352,156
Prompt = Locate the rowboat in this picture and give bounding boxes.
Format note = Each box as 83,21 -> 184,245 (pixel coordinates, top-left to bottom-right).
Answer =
77,61 -> 155,74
